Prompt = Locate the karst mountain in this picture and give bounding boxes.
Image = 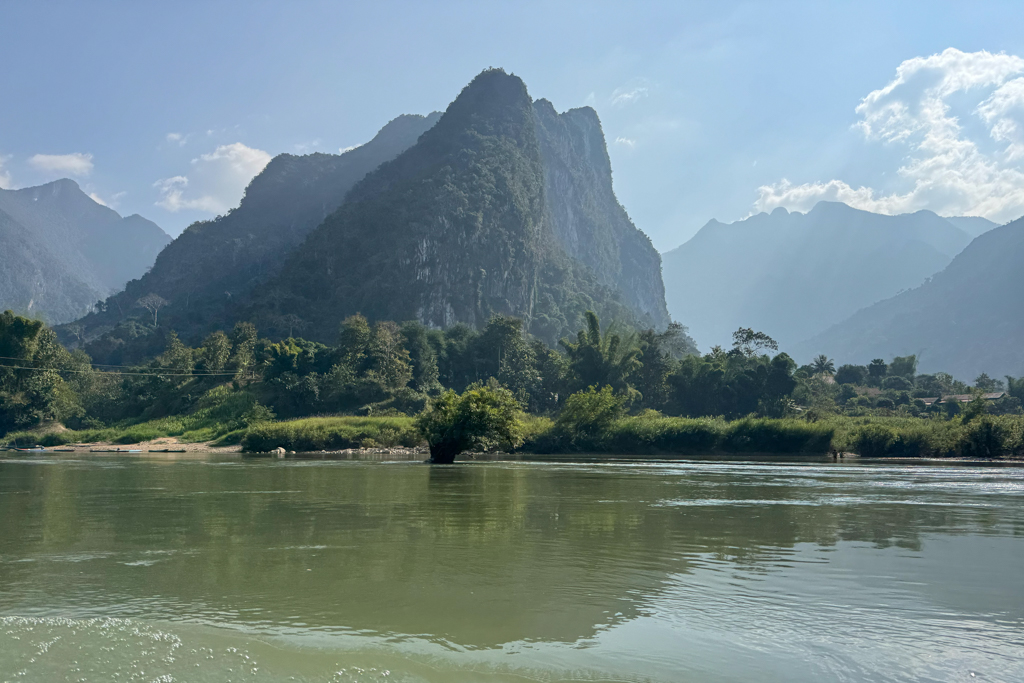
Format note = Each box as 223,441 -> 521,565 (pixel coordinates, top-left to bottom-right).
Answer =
73,68 -> 669,358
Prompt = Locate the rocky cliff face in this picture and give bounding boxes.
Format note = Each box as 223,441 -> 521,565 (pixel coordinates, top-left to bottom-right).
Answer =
253,69 -> 649,344
533,100 -> 670,329
0,179 -> 169,323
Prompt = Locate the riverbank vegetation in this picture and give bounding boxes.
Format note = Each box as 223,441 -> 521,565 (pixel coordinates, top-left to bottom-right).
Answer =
2,309 -> 1022,459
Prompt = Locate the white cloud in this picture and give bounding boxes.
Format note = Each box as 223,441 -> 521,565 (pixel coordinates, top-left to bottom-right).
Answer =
0,155 -> 12,189
154,142 -> 271,213
28,152 -> 94,177
754,48 -> 1024,222
293,139 -> 322,154
339,144 -> 360,154
614,137 -> 637,149
611,85 -> 649,107
88,190 -> 126,209
166,132 -> 189,147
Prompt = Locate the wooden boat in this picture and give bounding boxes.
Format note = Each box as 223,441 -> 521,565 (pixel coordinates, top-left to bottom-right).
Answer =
147,449 -> 188,453
53,448 -> 76,452
15,448 -> 46,453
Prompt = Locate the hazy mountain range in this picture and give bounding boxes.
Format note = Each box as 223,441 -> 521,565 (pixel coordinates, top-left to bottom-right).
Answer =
662,202 -> 996,350
0,180 -> 169,324
793,215 -> 1024,379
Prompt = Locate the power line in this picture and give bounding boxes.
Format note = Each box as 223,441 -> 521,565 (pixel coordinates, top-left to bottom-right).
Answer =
0,362 -> 238,378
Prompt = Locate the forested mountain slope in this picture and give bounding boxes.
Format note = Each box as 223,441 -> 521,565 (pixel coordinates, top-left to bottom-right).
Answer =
793,216 -> 1024,379
249,69 -> 654,344
0,179 -> 169,323
661,202 -> 973,349
71,112 -> 441,340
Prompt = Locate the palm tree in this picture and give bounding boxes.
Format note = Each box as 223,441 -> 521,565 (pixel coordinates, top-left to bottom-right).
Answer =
811,354 -> 835,376
559,311 -> 641,394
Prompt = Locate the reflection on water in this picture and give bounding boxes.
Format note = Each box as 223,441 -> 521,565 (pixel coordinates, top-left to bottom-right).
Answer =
0,455 -> 1022,682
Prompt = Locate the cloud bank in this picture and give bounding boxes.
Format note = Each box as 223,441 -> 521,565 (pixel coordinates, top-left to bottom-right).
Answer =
155,142 -> 271,213
29,152 -> 94,177
755,48 -> 1024,222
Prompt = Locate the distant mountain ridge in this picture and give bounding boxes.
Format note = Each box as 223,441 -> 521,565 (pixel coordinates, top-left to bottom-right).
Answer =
661,201 -> 975,349
0,179 -> 169,323
943,215 -> 999,237
793,216 -> 1024,379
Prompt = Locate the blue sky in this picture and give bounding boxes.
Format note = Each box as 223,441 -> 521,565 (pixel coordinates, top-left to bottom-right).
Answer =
2,1 -> 1023,249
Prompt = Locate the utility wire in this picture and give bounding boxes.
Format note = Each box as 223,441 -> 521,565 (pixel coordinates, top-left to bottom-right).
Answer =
0,362 -> 239,378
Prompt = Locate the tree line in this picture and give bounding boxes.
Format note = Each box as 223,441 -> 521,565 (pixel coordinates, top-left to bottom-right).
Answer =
2,308 -> 1022,440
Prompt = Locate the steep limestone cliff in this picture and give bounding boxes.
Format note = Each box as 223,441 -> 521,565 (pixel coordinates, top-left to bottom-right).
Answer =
533,99 -> 670,329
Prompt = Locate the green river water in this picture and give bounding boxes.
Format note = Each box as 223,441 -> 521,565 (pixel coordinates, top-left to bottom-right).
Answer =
0,454 -> 1022,682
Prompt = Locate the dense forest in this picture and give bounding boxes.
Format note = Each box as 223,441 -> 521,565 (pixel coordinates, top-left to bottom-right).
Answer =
3,308 -> 1022,460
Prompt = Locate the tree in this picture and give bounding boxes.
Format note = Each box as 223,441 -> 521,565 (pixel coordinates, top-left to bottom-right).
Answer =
229,322 -> 258,380
137,294 -> 169,325
882,375 -> 913,391
867,359 -> 887,386
475,316 -> 537,404
974,373 -> 1004,393
834,364 -> 867,386
633,328 -> 676,410
280,313 -> 306,339
400,321 -> 441,393
888,355 -> 918,379
731,328 -> 778,357
337,314 -> 372,369
416,382 -> 524,463
1007,376 -> 1024,401
0,311 -> 85,433
811,355 -> 835,376
366,321 -> 412,391
560,311 -> 641,395
197,331 -> 231,373
158,331 -> 194,376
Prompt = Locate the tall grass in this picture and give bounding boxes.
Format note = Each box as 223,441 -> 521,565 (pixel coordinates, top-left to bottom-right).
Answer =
2,385 -> 256,446
241,416 -> 422,452
528,414 -> 834,455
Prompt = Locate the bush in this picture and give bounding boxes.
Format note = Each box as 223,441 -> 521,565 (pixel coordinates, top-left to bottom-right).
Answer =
959,417 -> 1007,459
721,418 -> 833,453
415,383 -> 524,463
882,376 -> 914,392
555,386 -> 626,441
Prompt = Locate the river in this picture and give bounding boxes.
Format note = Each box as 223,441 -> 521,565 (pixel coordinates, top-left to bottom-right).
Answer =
1,454 -> 1022,682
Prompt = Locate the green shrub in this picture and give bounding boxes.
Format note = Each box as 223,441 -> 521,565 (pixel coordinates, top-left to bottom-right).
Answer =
415,383 -> 524,463
959,417 -> 1007,459
722,418 -> 833,453
555,386 -> 626,440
